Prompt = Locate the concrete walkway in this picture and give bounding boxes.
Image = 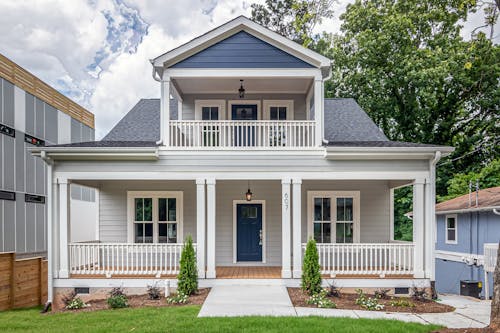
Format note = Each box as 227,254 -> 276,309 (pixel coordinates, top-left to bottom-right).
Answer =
198,287 -> 491,329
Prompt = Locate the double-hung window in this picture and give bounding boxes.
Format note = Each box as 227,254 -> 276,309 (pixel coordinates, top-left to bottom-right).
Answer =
263,100 -> 294,147
313,197 -> 332,243
128,192 -> 183,244
195,100 -> 225,147
445,215 -> 457,244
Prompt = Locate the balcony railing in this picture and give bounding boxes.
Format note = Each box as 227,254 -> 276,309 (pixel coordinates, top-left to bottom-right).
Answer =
69,243 -> 193,277
168,120 -> 316,148
303,242 -> 415,277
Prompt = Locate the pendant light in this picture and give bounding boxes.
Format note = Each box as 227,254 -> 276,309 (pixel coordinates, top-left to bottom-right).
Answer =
238,79 -> 245,98
245,180 -> 253,201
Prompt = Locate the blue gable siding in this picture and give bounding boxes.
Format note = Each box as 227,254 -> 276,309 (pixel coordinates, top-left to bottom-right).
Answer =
170,31 -> 314,68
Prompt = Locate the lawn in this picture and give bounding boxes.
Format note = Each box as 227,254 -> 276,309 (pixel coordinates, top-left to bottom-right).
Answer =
0,306 -> 441,333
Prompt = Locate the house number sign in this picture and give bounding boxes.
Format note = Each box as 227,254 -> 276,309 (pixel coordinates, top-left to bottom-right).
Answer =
283,193 -> 289,210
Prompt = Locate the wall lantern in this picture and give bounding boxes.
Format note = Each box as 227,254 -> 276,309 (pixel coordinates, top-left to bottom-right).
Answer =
238,79 -> 245,98
245,180 -> 253,201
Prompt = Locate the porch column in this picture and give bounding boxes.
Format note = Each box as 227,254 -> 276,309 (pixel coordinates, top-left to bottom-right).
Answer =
160,76 -> 170,145
281,178 -> 292,278
206,178 -> 216,278
58,179 -> 70,278
314,79 -> 323,146
196,178 -> 206,278
413,180 -> 425,278
424,179 -> 434,280
292,178 -> 302,278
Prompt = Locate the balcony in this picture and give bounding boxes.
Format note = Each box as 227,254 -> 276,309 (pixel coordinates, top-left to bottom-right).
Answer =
168,120 -> 317,149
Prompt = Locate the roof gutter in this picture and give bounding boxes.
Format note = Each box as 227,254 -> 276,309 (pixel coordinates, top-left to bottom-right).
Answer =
436,206 -> 500,215
325,146 -> 454,160
31,146 -> 159,161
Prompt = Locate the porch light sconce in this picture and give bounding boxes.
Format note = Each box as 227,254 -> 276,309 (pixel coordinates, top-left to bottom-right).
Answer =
245,180 -> 253,201
238,79 -> 245,98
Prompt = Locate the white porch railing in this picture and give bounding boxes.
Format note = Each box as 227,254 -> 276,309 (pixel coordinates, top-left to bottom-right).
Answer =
484,243 -> 498,273
168,120 -> 317,148
302,243 -> 415,276
69,243 -> 194,277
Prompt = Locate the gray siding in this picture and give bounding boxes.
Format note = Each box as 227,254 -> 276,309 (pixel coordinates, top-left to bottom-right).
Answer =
2,79 -> 15,126
171,31 -> 314,69
436,259 -> 493,298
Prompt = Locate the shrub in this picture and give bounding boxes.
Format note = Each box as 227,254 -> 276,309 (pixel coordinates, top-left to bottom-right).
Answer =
66,297 -> 87,310
107,287 -> 128,309
307,289 -> 336,308
374,288 -> 391,300
326,280 -> 342,298
61,291 -> 77,307
147,283 -> 162,300
411,287 -> 430,302
389,298 -> 415,308
177,235 -> 198,296
355,289 -> 384,311
301,238 -> 321,295
166,291 -> 188,305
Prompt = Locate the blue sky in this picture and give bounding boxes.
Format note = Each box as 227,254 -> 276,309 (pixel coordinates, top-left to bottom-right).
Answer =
0,0 -> 496,138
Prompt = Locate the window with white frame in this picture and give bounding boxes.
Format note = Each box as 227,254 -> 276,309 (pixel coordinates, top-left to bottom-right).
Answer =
445,215 -> 457,244
128,192 -> 182,244
263,100 -> 294,120
308,191 -> 360,244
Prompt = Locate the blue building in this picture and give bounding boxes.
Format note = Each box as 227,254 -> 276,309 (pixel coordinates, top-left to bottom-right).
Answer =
435,186 -> 500,299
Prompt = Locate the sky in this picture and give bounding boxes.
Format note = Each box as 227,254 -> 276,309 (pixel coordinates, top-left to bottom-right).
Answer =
0,0 -> 497,139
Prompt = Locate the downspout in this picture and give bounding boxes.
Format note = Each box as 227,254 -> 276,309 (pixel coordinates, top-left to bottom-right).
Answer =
429,151 -> 441,299
40,151 -> 53,312
322,67 -> 332,145
493,208 -> 500,215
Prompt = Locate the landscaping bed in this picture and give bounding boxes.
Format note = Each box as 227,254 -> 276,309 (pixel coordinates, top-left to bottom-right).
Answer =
287,288 -> 455,313
56,288 -> 210,313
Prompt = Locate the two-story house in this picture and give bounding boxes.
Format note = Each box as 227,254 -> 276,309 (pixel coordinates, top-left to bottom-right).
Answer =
32,16 -> 454,307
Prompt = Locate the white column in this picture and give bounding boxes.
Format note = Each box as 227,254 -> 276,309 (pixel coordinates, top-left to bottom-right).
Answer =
413,181 -> 425,278
389,188 -> 395,241
313,79 -> 323,146
281,178 -> 292,278
424,179 -> 434,279
160,77 -> 170,145
196,178 -> 206,278
206,178 -> 216,279
292,178 -> 302,278
58,179 -> 70,278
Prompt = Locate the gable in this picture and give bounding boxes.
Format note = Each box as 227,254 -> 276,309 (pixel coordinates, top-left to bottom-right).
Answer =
170,31 -> 314,69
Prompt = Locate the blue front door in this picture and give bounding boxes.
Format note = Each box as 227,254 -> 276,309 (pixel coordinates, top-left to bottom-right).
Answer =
232,104 -> 257,146
236,203 -> 262,261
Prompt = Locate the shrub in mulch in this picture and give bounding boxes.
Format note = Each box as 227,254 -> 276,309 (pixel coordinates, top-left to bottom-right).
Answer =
301,238 -> 322,295
107,287 -> 129,309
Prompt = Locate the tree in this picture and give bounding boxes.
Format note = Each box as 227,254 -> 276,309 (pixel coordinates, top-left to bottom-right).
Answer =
491,243 -> 500,329
251,0 -> 336,47
302,238 -> 322,295
177,235 -> 198,295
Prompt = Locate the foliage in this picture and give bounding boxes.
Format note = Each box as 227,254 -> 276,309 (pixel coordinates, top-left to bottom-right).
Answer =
374,288 -> 391,300
147,283 -> 162,300
166,291 -> 189,305
394,186 -> 413,241
411,287 -> 430,302
61,290 -> 78,308
177,235 -> 198,296
326,280 -> 342,298
66,297 -> 87,310
301,238 -> 322,295
107,287 -> 128,309
390,298 -> 416,308
355,289 -> 385,311
251,0 -> 336,46
307,289 -> 337,308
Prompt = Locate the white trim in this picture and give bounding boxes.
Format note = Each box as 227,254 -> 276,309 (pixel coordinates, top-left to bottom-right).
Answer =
435,250 -> 483,264
292,178 -> 302,278
194,99 -> 226,120
306,191 -> 361,243
445,214 -> 458,245
262,100 -> 294,120
165,68 -> 322,79
228,100 -> 261,120
232,200 -> 266,264
152,16 -> 331,69
126,191 -> 183,244
436,206 -> 500,215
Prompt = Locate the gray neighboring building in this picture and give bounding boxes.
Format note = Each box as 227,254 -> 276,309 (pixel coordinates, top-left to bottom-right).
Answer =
0,53 -> 95,256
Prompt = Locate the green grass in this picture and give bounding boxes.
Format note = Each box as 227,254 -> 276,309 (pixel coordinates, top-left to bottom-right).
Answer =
0,306 -> 441,333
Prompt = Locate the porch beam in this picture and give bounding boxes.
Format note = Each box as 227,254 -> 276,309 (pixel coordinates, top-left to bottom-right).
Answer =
58,179 -> 70,278
281,178 -> 292,278
196,179 -> 206,278
413,180 -> 425,278
206,178 -> 216,278
292,178 -> 302,278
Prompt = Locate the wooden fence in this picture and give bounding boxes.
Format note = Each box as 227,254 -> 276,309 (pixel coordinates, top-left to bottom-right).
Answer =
0,253 -> 47,311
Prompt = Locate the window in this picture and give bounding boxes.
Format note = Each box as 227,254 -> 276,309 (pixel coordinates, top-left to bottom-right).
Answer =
308,191 -> 360,244
128,192 -> 183,244
201,106 -> 219,120
270,107 -> 287,120
195,100 -> 225,120
445,215 -> 457,244
263,100 -> 294,120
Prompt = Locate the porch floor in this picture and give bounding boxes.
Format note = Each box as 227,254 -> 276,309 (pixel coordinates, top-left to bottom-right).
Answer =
216,266 -> 282,279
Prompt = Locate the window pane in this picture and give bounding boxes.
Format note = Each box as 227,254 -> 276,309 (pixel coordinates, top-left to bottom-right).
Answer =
345,223 -> 353,243
211,107 -> 219,120
314,223 -> 322,243
447,230 -> 456,241
322,198 -> 331,221
202,107 -> 210,120
144,223 -> 153,243
159,198 -> 167,221
344,198 -> 353,221
270,107 -> 278,120
314,198 -> 322,221
322,223 -> 331,243
135,223 -> 144,243
336,198 -> 344,221
135,198 -> 143,221
167,224 -> 177,243
279,107 -> 287,120
168,198 -> 176,221
336,223 -> 344,243
143,198 -> 152,221
158,223 -> 167,243
447,217 -> 455,229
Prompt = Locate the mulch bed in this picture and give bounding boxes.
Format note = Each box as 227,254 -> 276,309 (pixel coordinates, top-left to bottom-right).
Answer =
431,329 -> 495,333
56,288 -> 210,313
287,288 -> 454,314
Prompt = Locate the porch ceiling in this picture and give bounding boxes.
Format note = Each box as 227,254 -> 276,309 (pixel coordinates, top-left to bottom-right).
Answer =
173,77 -> 312,95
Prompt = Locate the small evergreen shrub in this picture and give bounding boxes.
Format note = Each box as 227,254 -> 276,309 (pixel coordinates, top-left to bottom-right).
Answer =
166,291 -> 188,304
355,289 -> 384,311
147,283 -> 162,300
301,238 -> 321,295
177,235 -> 198,296
107,287 -> 128,309
307,289 -> 336,308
